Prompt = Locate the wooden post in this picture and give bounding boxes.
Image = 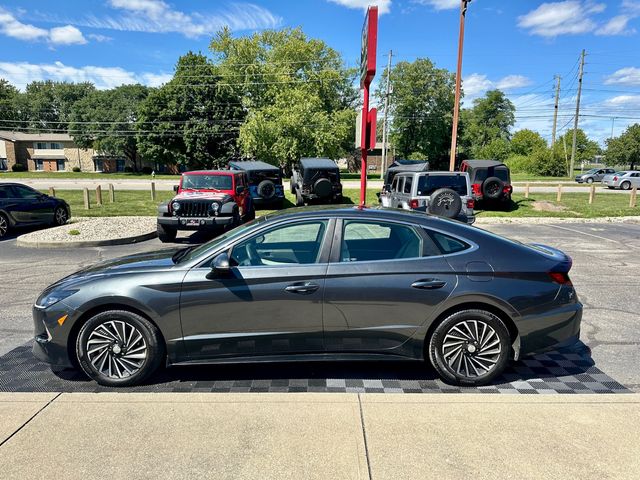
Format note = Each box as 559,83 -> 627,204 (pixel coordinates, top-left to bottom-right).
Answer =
556,184 -> 562,202
83,188 -> 90,210
109,184 -> 115,203
589,183 -> 595,205
631,186 -> 638,208
524,183 -> 530,199
96,185 -> 102,206
151,181 -> 156,201
48,187 -> 55,197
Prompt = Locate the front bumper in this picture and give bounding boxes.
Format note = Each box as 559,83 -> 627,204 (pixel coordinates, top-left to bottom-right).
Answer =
32,303 -> 77,367
158,215 -> 234,230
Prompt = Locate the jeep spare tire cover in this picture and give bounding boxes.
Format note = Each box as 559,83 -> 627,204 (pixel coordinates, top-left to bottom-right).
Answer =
482,177 -> 504,199
428,188 -> 462,219
313,178 -> 332,198
257,180 -> 276,199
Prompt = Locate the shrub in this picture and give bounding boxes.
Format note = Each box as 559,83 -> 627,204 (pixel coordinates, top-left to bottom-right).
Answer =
72,166 -> 81,173
124,166 -> 134,173
11,163 -> 26,172
141,166 -> 153,174
505,155 -> 536,174
473,138 -> 511,162
531,147 -> 567,177
68,229 -> 81,236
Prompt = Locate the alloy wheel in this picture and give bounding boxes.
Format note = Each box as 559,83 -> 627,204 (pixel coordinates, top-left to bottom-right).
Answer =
0,215 -> 7,237
55,207 -> 68,225
441,319 -> 501,378
86,320 -> 147,379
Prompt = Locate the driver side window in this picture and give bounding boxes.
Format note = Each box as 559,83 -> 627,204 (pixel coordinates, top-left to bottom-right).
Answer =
230,221 -> 328,267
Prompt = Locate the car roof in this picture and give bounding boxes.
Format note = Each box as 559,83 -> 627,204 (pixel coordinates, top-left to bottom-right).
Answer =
387,163 -> 429,173
229,160 -> 279,172
183,170 -> 236,176
299,158 -> 339,169
462,160 -> 506,169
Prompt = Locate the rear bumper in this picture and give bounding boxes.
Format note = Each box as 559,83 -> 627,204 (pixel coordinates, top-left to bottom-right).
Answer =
158,216 -> 233,230
519,302 -> 583,356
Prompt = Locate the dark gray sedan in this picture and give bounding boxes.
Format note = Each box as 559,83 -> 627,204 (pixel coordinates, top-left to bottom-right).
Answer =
32,207 -> 582,387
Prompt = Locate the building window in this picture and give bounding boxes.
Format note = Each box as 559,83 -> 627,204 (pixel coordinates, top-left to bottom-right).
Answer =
35,142 -> 48,150
0,159 -> 7,171
35,160 -> 44,171
94,159 -> 104,172
50,143 -> 63,150
56,159 -> 66,171
116,159 -> 125,172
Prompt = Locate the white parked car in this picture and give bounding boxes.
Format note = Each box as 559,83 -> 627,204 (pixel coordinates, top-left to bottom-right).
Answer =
602,171 -> 640,190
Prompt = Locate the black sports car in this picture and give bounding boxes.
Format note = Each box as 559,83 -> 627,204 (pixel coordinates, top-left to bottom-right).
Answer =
0,183 -> 70,238
32,206 -> 581,387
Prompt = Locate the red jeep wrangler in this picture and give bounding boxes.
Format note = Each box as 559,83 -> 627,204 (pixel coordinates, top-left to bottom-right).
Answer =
157,170 -> 255,243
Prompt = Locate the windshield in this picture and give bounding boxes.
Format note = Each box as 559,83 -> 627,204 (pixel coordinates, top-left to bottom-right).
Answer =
175,219 -> 261,264
585,169 -> 598,174
417,175 -> 468,196
181,174 -> 233,190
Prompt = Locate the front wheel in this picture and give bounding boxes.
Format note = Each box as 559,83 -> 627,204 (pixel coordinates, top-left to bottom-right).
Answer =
76,310 -> 165,387
53,206 -> 68,226
0,213 -> 9,238
157,222 -> 177,243
621,181 -> 632,190
586,177 -> 594,184
428,309 -> 511,386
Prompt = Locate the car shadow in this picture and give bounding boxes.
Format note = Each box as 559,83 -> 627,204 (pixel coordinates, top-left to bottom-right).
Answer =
0,224 -> 47,242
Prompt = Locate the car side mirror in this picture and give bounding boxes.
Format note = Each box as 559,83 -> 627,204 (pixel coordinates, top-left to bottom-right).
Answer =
208,252 -> 231,278
173,185 -> 179,193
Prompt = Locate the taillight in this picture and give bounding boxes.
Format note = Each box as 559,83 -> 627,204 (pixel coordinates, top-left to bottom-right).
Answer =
409,199 -> 419,209
503,185 -> 512,194
548,271 -> 572,286
466,199 -> 474,209
472,183 -> 482,196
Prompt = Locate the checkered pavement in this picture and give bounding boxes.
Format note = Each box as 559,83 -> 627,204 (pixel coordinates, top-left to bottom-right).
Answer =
0,341 -> 630,394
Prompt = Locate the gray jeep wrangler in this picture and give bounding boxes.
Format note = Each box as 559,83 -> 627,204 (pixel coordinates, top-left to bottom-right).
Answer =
290,158 -> 343,206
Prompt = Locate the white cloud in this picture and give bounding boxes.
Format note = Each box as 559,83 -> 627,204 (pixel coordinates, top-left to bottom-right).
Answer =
76,1 -> 282,38
604,66 -> 640,86
49,25 -> 87,45
602,94 -> 640,106
0,7 -> 89,45
463,73 -> 532,100
87,33 -> 113,42
496,75 -> 533,90
518,1 -> 606,37
327,0 -> 392,15
413,0 -> 461,10
596,14 -> 636,35
0,60 -> 171,91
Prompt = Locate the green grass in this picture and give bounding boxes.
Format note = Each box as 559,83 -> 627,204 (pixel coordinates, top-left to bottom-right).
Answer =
2,171 -> 180,180
45,188 -> 638,219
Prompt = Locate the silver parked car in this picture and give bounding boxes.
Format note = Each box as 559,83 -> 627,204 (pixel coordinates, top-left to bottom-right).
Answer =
575,168 -> 616,184
380,171 -> 475,224
602,171 -> 640,190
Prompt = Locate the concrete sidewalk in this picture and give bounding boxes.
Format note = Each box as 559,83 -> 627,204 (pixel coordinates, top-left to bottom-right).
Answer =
0,393 -> 638,479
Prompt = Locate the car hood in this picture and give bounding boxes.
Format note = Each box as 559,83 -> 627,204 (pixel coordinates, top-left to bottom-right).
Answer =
174,191 -> 232,201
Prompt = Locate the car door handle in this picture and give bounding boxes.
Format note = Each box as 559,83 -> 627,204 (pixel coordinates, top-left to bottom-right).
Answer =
285,282 -> 320,294
411,279 -> 447,290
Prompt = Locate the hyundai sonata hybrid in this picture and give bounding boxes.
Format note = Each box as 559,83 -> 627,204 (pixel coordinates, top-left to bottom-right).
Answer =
33,206 -> 582,387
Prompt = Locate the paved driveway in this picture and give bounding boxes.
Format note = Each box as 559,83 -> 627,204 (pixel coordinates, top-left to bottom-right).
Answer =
1,221 -> 638,389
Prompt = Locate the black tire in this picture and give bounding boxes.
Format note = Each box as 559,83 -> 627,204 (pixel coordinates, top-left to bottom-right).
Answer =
586,177 -> 594,184
52,206 -> 69,226
0,213 -> 9,238
257,180 -> 276,200
313,178 -> 332,198
76,310 -> 165,387
482,177 -> 505,200
295,188 -> 304,207
621,181 -> 632,190
428,309 -> 511,386
244,203 -> 256,222
157,222 -> 177,243
427,188 -> 462,218
290,176 -> 297,194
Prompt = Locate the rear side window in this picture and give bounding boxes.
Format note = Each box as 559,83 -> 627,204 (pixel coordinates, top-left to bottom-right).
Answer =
417,175 -> 468,196
341,221 -> 422,262
473,168 -> 509,183
403,176 -> 413,194
427,230 -> 470,254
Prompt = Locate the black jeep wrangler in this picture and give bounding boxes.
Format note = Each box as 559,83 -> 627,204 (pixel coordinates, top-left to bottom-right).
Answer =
460,159 -> 512,209
229,160 -> 285,209
290,158 -> 343,206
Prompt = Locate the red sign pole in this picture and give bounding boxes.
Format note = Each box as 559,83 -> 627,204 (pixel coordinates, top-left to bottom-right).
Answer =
359,6 -> 377,207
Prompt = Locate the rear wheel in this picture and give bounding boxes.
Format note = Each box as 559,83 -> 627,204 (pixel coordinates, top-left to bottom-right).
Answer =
0,213 -> 9,238
157,222 -> 177,243
428,309 -> 511,386
76,310 -> 165,387
621,181 -> 632,190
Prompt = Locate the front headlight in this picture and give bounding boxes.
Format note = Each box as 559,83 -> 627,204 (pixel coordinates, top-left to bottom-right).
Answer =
35,289 -> 78,309
211,202 -> 220,216
171,201 -> 181,213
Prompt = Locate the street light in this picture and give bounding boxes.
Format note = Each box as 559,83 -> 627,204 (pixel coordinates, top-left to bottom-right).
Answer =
449,0 -> 471,172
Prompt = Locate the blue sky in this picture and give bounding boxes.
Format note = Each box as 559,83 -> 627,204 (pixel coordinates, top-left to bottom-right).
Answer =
1,0 -> 640,145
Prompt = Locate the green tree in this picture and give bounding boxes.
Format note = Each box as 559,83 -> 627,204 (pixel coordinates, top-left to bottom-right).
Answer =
69,85 -> 150,171
210,27 -> 357,167
0,79 -> 24,129
557,128 -> 601,168
474,138 -> 512,161
24,80 -> 95,131
377,58 -> 455,167
137,52 -> 245,170
605,123 -> 640,170
460,90 -> 515,158
511,129 -> 547,156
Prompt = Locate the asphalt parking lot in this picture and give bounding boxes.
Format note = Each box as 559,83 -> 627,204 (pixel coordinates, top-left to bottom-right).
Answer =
1,221 -> 639,391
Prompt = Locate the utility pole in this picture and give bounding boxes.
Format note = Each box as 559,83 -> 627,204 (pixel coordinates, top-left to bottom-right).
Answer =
380,50 -> 393,180
551,75 -> 561,148
569,49 -> 585,177
449,0 -> 472,172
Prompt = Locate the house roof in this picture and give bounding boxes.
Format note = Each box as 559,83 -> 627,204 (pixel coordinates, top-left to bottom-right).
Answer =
0,130 -> 72,142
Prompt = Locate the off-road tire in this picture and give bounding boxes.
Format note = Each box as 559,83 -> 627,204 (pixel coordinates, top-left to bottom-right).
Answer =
482,177 -> 505,200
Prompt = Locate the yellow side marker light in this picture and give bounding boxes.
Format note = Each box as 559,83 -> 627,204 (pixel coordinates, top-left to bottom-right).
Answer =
57,315 -> 68,326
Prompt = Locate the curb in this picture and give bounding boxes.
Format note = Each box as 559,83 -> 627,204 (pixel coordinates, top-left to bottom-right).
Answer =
16,231 -> 157,249
475,216 -> 640,225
